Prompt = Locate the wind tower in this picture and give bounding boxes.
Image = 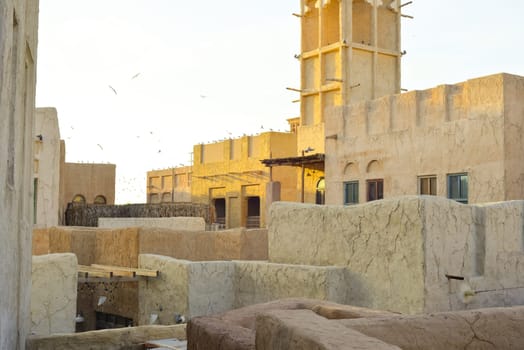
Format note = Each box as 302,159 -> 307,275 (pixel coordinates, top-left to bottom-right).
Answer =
298,0 -> 402,129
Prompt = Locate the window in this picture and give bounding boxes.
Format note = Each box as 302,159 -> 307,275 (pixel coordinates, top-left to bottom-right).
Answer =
94,195 -> 106,205
344,181 -> 359,205
419,176 -> 437,195
316,178 -> 325,205
367,179 -> 383,202
448,173 -> 468,204
72,194 -> 86,205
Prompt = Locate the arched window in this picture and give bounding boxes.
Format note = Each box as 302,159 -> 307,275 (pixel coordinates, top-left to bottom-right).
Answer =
94,195 -> 107,205
72,194 -> 86,205
316,178 -> 325,205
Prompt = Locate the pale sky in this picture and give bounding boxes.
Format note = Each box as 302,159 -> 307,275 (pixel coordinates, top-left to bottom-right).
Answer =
36,1 -> 524,204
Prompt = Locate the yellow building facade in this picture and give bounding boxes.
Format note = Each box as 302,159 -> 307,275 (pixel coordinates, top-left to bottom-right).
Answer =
191,132 -> 297,229
146,166 -> 192,204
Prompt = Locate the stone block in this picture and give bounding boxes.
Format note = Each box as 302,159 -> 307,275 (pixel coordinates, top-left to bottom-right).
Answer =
31,254 -> 78,336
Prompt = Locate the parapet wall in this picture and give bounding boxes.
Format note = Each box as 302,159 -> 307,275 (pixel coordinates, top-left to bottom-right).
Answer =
268,196 -> 524,314
33,226 -> 268,263
98,217 -> 205,231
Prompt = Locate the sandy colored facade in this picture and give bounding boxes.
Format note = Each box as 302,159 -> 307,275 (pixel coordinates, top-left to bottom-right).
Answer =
61,162 -> 116,210
0,0 -> 39,348
325,73 -> 524,205
146,166 -> 192,203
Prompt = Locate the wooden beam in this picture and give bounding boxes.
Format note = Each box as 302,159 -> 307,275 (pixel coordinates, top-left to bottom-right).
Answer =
90,264 -> 159,278
78,265 -> 113,278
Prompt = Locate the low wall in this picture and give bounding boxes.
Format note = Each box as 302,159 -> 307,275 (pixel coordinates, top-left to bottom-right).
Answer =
26,324 -> 186,350
98,217 -> 206,231
31,254 -> 78,336
138,255 -> 348,325
34,226 -> 268,263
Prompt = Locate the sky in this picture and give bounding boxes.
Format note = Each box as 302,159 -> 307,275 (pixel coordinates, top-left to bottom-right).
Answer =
35,1 -> 524,204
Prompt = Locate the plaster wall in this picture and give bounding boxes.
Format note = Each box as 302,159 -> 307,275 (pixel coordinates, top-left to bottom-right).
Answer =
31,254 -> 77,336
325,74 -> 524,205
34,108 -> 60,227
0,0 -> 39,348
98,216 -> 205,231
35,226 -> 268,263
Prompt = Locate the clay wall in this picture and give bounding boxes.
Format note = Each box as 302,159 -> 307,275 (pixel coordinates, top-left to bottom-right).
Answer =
138,255 -> 348,324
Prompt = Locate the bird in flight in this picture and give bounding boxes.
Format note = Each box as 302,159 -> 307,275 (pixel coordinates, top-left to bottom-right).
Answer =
108,85 -> 117,95
131,73 -> 141,80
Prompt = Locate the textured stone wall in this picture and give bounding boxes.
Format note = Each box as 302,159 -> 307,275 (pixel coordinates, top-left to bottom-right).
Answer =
31,254 -> 78,336
65,202 -> 211,227
268,197 -> 426,314
98,217 -> 206,231
268,196 -> 524,314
